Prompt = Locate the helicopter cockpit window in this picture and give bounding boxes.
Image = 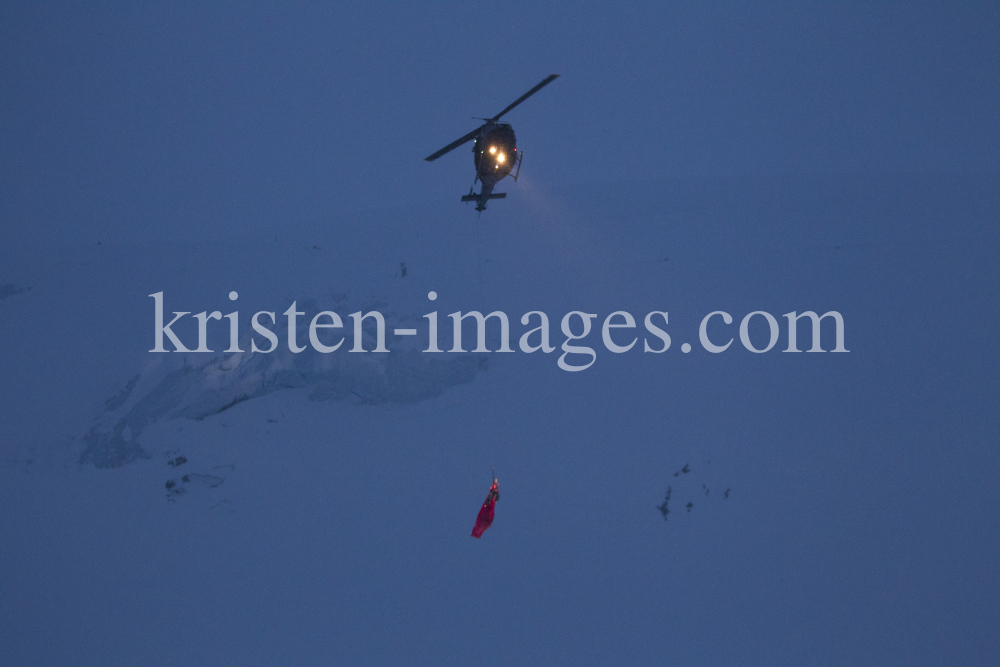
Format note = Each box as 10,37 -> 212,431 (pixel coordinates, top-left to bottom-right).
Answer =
473,124 -> 518,177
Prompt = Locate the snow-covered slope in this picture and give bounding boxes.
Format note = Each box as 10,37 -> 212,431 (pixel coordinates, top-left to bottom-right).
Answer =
2,173 -> 998,665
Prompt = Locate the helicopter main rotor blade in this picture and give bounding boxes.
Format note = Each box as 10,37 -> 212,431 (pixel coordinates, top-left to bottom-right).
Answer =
490,74 -> 559,122
424,127 -> 481,162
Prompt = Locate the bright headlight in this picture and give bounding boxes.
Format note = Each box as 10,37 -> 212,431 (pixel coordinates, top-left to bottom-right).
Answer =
497,153 -> 506,163
489,146 -> 497,154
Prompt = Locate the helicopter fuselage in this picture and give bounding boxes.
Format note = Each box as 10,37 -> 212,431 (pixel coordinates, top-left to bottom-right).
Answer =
473,122 -> 517,186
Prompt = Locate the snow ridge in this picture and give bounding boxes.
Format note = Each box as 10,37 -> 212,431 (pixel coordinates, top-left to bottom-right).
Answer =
82,296 -> 487,468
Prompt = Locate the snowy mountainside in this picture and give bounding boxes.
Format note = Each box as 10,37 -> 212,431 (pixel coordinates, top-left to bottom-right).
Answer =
1,174 -> 998,666
82,293 -> 488,468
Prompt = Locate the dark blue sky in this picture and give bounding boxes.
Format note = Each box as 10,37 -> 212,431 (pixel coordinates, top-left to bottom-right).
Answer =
1,3 -> 998,665
3,3 -> 998,245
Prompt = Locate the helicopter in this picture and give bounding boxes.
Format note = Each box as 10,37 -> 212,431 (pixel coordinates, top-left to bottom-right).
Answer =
425,74 -> 559,212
